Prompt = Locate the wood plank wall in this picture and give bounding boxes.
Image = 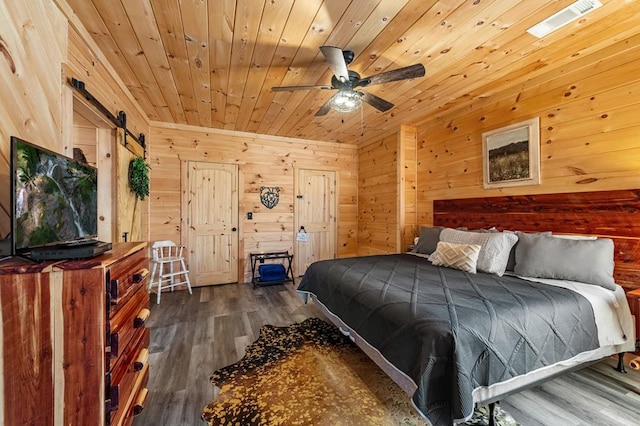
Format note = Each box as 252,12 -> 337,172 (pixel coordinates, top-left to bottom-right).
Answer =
358,133 -> 398,255
149,123 -> 358,282
400,125 -> 418,251
358,126 -> 417,255
64,21 -> 151,243
62,8 -> 149,140
415,30 -> 640,226
0,0 -> 67,239
0,0 -> 151,245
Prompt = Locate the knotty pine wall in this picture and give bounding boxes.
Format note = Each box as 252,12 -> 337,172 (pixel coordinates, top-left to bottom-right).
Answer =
149,122 -> 358,282
358,133 -> 399,255
0,0 -> 150,243
358,125 -> 417,255
415,32 -> 640,226
0,0 -> 67,240
64,5 -> 151,242
400,125 -> 418,251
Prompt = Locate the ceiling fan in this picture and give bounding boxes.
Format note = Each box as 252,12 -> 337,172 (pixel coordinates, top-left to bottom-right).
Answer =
271,46 -> 426,116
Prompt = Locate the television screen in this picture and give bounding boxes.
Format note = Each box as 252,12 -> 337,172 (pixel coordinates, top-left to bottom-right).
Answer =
11,136 -> 98,252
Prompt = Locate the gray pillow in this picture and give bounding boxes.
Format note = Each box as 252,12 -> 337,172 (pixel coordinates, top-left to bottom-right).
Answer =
514,233 -> 616,290
505,231 -> 552,271
412,226 -> 443,255
439,228 -> 518,276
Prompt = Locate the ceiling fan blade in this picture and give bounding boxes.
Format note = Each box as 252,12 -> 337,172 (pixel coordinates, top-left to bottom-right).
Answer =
359,90 -> 394,112
358,63 -> 425,87
272,85 -> 333,92
320,46 -> 350,83
314,93 -> 337,116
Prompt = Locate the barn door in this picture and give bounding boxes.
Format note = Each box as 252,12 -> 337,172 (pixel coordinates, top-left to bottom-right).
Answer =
185,161 -> 238,286
294,169 -> 336,276
116,129 -> 142,242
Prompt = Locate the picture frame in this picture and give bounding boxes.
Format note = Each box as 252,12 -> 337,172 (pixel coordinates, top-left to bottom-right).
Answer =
482,117 -> 540,189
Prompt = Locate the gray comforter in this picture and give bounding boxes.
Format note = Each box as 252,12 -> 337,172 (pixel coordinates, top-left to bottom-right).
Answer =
297,254 -> 599,425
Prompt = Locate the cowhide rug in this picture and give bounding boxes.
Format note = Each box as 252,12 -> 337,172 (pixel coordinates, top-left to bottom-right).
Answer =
202,317 -> 519,426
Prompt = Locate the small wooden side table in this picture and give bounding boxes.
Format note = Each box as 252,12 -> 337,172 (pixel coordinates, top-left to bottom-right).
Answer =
625,288 -> 640,353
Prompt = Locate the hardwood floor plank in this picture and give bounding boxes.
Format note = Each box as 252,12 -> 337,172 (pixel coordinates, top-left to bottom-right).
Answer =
500,357 -> 640,426
234,334 -> 253,360
154,388 -> 188,426
147,323 -> 177,354
192,313 -> 215,345
212,312 -> 248,369
183,341 -> 217,426
134,284 -> 640,426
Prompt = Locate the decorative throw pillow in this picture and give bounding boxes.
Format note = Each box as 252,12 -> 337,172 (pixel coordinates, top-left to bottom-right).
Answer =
439,228 -> 518,276
514,233 -> 616,290
431,241 -> 481,273
412,226 -> 444,255
505,231 -> 552,271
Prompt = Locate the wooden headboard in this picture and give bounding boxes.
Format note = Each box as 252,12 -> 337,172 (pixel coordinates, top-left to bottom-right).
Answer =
433,189 -> 640,291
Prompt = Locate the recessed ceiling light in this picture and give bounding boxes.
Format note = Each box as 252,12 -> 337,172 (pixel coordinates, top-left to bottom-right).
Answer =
527,0 -> 603,38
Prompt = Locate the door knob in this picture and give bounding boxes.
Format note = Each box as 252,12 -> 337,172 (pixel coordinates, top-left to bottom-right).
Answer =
232,227 -> 237,232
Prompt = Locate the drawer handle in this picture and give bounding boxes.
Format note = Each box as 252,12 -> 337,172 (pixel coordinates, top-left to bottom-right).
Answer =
108,385 -> 120,412
134,308 -> 151,328
133,388 -> 149,416
110,333 -> 119,358
134,348 -> 149,372
110,279 -> 119,305
133,268 -> 150,283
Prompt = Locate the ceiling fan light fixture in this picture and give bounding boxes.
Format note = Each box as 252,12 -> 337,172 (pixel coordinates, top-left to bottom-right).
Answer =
329,91 -> 363,113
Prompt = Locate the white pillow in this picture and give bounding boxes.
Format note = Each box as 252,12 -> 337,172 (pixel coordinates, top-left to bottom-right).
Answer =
552,234 -> 598,240
431,241 -> 481,273
439,228 -> 518,276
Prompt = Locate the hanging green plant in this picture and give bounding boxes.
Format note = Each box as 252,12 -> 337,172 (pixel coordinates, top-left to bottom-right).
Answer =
128,156 -> 150,200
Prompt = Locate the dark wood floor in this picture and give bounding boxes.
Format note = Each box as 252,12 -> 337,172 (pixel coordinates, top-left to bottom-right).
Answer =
133,283 -> 640,426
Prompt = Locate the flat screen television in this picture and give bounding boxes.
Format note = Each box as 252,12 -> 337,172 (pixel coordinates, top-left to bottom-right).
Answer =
10,136 -> 98,255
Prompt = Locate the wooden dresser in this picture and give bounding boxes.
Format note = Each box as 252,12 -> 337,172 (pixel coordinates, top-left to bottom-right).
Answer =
0,242 -> 150,426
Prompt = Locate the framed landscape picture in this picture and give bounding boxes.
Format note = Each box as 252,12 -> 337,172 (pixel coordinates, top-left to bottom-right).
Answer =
482,117 -> 540,189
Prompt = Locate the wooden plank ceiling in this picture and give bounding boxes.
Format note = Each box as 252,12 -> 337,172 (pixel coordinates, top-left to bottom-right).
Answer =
66,0 -> 640,144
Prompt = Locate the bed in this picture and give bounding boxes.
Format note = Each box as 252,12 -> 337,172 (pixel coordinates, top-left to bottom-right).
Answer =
297,189 -> 638,426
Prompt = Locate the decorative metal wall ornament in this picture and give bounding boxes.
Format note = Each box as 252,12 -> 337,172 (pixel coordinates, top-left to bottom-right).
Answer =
260,186 -> 280,209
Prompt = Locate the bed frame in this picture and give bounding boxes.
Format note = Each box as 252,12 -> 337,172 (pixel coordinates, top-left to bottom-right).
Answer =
312,188 -> 639,425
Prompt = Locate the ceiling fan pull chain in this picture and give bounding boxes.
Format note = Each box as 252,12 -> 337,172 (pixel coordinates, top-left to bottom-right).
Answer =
360,105 -> 364,136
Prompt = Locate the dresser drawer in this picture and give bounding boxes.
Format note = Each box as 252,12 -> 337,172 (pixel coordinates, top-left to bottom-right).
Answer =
108,327 -> 150,424
109,289 -> 150,366
112,378 -> 149,426
108,249 -> 149,316
115,370 -> 150,426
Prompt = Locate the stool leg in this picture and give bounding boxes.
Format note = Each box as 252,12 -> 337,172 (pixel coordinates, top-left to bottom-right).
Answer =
170,261 -> 175,291
148,262 -> 157,293
180,258 -> 193,295
156,262 -> 163,304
